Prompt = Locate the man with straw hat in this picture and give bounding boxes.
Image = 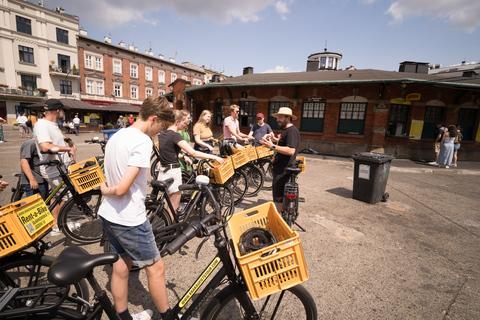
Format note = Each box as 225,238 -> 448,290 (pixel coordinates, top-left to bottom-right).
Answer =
260,107 -> 300,212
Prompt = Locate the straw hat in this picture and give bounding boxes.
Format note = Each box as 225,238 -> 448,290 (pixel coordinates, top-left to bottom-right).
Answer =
272,107 -> 297,120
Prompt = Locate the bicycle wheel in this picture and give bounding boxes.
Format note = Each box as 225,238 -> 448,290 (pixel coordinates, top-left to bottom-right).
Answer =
58,190 -> 103,244
0,254 -> 89,312
225,170 -> 248,206
243,163 -> 265,197
202,284 -> 317,320
200,184 -> 234,219
151,158 -> 161,180
10,184 -> 24,203
148,206 -> 173,251
258,158 -> 273,190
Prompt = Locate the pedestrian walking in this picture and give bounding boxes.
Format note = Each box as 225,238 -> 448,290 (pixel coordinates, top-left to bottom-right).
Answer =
452,124 -> 463,167
73,114 -> 80,135
116,115 -> 126,129
429,121 -> 446,166
16,111 -> 29,138
27,111 -> 38,128
437,125 -> 458,169
0,116 -> 6,143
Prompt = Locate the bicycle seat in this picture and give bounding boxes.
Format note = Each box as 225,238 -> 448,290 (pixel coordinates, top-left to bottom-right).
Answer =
14,173 -> 21,177
284,167 -> 302,174
48,247 -> 118,286
151,178 -> 174,192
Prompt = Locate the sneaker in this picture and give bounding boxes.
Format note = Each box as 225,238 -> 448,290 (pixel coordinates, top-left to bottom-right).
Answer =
50,228 -> 62,236
0,141 -> 4,143
178,314 -> 198,320
428,161 -> 438,166
452,164 -> 457,167
132,310 -> 153,320
445,166 -> 450,169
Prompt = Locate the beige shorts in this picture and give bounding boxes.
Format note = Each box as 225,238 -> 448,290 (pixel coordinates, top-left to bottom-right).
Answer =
156,167 -> 182,194
434,142 -> 441,154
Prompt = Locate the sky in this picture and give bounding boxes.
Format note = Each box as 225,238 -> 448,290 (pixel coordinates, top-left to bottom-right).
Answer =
41,0 -> 480,77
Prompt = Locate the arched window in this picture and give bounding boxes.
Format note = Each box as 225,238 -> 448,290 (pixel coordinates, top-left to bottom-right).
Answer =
239,96 -> 258,127
338,96 -> 367,135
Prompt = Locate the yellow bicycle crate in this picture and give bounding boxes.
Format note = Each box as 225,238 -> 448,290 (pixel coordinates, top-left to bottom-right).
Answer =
255,146 -> 274,159
230,149 -> 248,169
228,202 -> 309,300
0,194 -> 54,258
68,157 -> 106,194
208,157 -> 234,184
244,145 -> 257,162
296,156 -> 306,173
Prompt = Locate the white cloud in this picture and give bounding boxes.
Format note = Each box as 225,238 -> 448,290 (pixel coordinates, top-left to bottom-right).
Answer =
44,0 -> 293,28
263,66 -> 293,73
386,0 -> 480,33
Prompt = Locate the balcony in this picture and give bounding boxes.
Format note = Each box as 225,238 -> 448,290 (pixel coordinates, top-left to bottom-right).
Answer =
49,65 -> 80,77
0,86 -> 46,100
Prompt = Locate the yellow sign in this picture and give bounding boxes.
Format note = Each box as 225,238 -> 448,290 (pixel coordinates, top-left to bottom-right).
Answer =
476,122 -> 480,142
406,93 -> 421,101
476,98 -> 480,105
16,200 -> 53,236
84,116 -> 90,124
89,113 -> 100,119
409,120 -> 424,140
179,257 -> 221,308
390,98 -> 411,105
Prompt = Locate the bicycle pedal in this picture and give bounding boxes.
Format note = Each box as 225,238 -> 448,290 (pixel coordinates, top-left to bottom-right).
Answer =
298,197 -> 305,202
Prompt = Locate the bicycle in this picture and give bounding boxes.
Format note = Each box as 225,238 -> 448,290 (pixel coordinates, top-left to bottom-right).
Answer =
9,174 -> 24,203
1,183 -> 317,319
36,150 -> 104,244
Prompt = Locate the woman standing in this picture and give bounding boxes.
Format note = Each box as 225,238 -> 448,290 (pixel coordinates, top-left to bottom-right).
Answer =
177,112 -> 192,172
193,110 -> 214,153
437,125 -> 458,169
157,110 -> 223,219
452,125 -> 463,167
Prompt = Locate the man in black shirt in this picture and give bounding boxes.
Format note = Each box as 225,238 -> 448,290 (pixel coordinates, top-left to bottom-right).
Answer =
429,121 -> 445,166
261,107 -> 300,212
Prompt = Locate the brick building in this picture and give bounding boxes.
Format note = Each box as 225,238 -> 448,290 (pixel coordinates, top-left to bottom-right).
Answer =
174,65 -> 480,161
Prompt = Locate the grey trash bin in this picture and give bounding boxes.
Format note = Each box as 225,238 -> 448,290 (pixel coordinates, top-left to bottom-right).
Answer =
351,152 -> 395,204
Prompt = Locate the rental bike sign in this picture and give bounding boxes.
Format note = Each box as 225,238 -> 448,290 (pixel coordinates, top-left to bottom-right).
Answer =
16,200 -> 53,236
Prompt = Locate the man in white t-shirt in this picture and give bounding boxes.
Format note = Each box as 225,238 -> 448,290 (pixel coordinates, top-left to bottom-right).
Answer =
73,115 -> 80,135
16,111 -> 29,138
33,99 -> 77,235
99,96 -> 175,320
223,104 -> 249,144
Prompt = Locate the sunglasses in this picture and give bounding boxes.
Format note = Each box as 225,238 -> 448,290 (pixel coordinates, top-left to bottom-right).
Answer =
234,111 -> 239,113
257,118 -> 262,120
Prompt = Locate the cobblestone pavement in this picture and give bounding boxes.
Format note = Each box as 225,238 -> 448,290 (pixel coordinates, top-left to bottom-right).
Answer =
1,127 -> 480,319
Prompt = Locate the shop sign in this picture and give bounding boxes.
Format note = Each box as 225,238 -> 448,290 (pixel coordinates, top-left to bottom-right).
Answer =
406,93 -> 421,101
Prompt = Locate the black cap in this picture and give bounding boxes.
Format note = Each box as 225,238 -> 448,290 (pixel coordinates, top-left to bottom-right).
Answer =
44,99 -> 70,111
437,121 -> 444,126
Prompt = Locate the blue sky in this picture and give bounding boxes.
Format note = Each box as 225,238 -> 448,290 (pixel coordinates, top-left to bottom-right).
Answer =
43,0 -> 480,76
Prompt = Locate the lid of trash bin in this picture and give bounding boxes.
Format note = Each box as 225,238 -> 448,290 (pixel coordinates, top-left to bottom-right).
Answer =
100,129 -> 120,133
351,152 -> 395,163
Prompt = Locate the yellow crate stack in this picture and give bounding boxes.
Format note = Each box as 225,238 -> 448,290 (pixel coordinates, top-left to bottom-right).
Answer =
68,157 -> 106,194
255,146 -> 274,158
208,157 -> 234,184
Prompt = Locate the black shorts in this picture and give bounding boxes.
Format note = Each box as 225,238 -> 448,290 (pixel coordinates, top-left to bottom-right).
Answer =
272,171 -> 290,203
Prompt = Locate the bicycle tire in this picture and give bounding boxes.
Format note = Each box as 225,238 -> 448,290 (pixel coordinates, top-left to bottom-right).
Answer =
225,170 -> 248,206
202,284 -> 317,320
10,184 -> 24,203
0,254 -> 90,313
258,158 -> 273,190
151,158 -> 161,180
200,184 -> 234,220
243,163 -> 265,197
58,190 -> 103,244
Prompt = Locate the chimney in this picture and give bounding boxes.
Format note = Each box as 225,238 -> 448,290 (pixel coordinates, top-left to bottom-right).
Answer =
148,51 -> 153,56
134,47 -> 138,52
104,36 -> 111,44
243,66 -> 253,75
306,60 -> 319,72
158,54 -> 164,60
169,57 -> 175,63
79,28 -> 87,37
145,50 -> 149,55
118,40 -> 125,48
212,74 -> 220,82
38,0 -> 43,7
128,44 -> 134,51
55,6 -> 65,14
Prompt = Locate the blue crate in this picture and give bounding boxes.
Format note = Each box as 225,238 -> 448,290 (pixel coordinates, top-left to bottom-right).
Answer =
100,129 -> 120,141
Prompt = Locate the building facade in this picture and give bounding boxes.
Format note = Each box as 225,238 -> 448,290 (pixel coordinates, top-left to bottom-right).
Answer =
0,1 -> 79,122
176,67 -> 480,160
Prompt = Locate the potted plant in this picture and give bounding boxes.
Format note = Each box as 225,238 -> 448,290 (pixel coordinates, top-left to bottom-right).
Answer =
104,122 -> 114,129
72,64 -> 79,75
18,86 -> 27,90
37,88 -> 48,97
0,84 -> 8,88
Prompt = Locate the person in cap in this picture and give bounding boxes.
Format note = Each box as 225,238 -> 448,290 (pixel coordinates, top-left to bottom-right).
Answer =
33,99 -> 76,236
223,104 -> 249,144
260,107 -> 300,212
248,112 -> 272,146
429,121 -> 446,166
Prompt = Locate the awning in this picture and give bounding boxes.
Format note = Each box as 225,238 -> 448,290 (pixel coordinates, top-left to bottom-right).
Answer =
27,99 -> 140,113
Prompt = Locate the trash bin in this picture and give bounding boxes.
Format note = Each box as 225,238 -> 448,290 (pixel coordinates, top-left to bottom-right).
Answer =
351,152 -> 395,204
100,129 -> 120,141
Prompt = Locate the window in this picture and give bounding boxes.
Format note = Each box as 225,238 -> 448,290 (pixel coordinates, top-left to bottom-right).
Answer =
301,100 -> 325,132
96,81 -> 104,95
268,101 -> 289,130
16,16 -> 31,35
145,68 -> 152,81
58,54 -> 70,73
171,73 -> 177,83
95,57 -> 102,71
131,86 -> 138,99
86,80 -> 94,94
130,64 -> 138,78
328,57 -> 334,69
159,89 -> 165,96
60,80 -> 72,95
114,84 -> 122,97
193,79 -> 202,85
388,104 -> 410,136
20,75 -> 36,92
158,71 -> 165,83
113,61 -> 122,75
421,106 -> 444,139
320,57 -> 326,69
56,28 -> 68,44
337,102 -> 366,134
85,54 -> 93,69
18,45 -> 34,64
146,88 -> 153,97
457,108 -> 478,140
238,101 -> 257,127
214,99 -> 223,126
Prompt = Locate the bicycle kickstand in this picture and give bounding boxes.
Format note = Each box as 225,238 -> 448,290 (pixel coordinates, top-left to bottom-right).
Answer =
295,221 -> 307,232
